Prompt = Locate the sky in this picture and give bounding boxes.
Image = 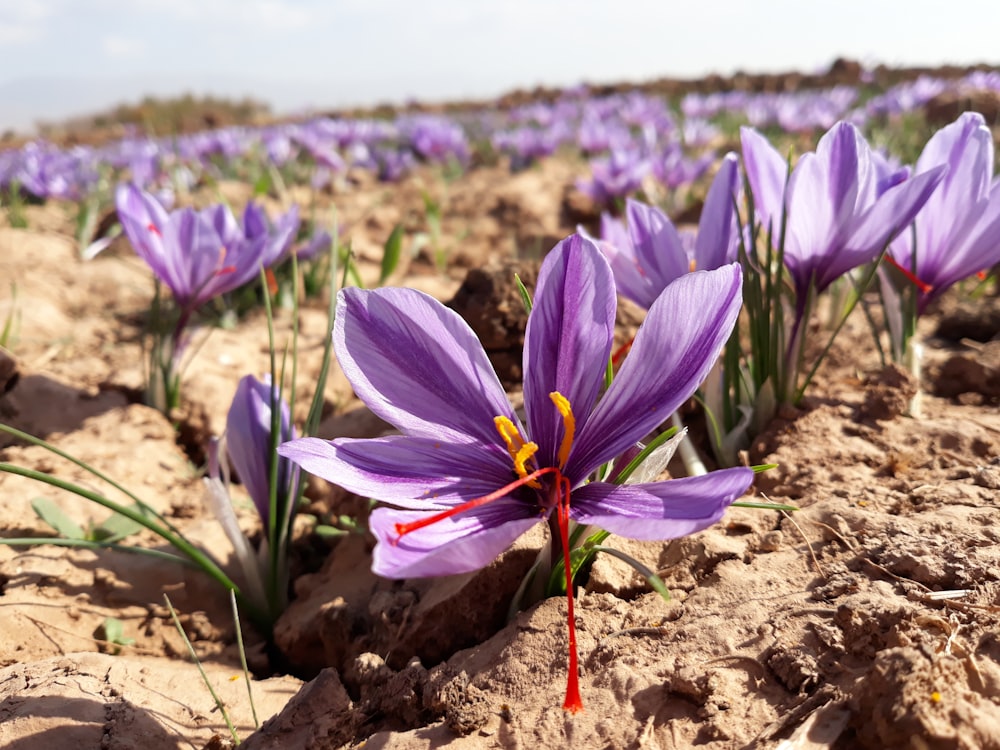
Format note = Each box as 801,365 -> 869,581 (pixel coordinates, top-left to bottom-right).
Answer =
2,0 -> 999,132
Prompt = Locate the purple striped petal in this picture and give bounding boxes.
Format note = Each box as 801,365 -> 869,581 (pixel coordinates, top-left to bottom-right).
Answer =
570,467 -> 754,539
226,376 -> 278,523
523,234 -> 615,468
567,264 -> 742,479
277,435 -> 513,510
370,505 -> 541,578
740,126 -> 787,236
694,152 -> 740,270
334,286 -> 517,446
625,198 -> 689,291
596,213 -> 658,309
830,165 -> 946,290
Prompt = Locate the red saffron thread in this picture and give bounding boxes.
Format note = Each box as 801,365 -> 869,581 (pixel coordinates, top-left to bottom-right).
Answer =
390,464 -> 585,713
392,467 -> 559,540
557,472 -> 583,713
884,255 -> 933,294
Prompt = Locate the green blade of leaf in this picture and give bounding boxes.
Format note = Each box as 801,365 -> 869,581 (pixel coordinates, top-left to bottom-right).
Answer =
588,545 -> 671,602
30,497 -> 86,539
379,223 -> 405,284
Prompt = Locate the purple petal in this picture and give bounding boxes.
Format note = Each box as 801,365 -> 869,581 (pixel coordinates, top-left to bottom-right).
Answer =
115,183 -> 171,280
334,286 -> 517,446
625,198 -> 689,292
931,181 -> 1000,293
369,505 -> 541,578
226,376 -> 275,521
831,165 -> 946,290
523,234 -> 615,467
278,435 -> 513,509
740,126 -> 787,236
694,152 -> 740,270
568,264 -> 742,478
570,467 -> 754,539
595,213 -> 658,309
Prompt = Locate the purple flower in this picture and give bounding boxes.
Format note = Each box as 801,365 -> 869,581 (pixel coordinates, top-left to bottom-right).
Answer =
226,375 -> 298,528
115,183 -> 295,310
239,201 -> 300,268
576,147 -> 650,206
651,143 -> 714,191
594,154 -> 742,309
888,112 -> 1000,311
740,122 -> 945,299
279,234 -> 753,711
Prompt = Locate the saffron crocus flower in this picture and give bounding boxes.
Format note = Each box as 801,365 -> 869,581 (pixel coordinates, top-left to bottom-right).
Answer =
239,201 -> 300,269
740,122 -> 945,300
576,147 -> 651,207
888,112 -> 1000,312
205,375 -> 300,619
279,234 -> 754,711
594,153 -> 741,309
115,183 -> 295,311
226,375 -> 298,529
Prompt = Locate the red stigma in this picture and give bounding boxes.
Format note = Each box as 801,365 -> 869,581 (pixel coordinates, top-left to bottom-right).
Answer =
390,465 -> 585,713
977,269 -> 988,281
884,255 -> 933,294
556,470 -> 583,713
392,467 -> 560,541
611,337 -> 634,367
147,223 -> 162,237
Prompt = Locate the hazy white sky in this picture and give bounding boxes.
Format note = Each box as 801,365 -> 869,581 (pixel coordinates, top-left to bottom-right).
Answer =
1,0 -> 999,130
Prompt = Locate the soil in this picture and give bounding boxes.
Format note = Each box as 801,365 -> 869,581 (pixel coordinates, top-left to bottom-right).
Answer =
1,129 -> 999,749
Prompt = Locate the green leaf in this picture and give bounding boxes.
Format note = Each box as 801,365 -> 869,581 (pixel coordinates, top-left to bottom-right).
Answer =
588,545 -> 671,602
379,223 -> 405,284
92,508 -> 144,543
514,274 -> 533,314
253,171 -> 272,197
31,497 -> 86,539
732,500 -> 798,511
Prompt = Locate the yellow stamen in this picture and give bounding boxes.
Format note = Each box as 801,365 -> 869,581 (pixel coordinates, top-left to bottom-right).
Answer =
494,416 -> 541,487
689,258 -> 697,273
513,442 -> 539,478
549,391 -> 576,469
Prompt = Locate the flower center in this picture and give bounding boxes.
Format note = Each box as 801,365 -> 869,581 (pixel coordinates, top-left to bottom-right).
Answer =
493,391 -> 576,487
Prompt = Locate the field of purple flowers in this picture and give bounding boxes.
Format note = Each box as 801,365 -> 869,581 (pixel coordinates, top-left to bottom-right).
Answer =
1,62 -> 999,749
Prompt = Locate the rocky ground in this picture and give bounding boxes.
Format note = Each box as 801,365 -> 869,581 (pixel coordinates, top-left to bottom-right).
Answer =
0,138 -> 998,749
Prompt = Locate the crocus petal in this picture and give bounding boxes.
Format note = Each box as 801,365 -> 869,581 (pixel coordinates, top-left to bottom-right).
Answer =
594,213 -> 658,309
162,208 -> 228,306
226,376 -> 275,522
369,505 -> 541,578
829,165 -> 947,290
242,203 -> 270,241
625,198 -> 689,292
567,263 -> 742,478
740,126 -> 787,236
523,234 -> 615,468
277,435 -> 514,509
694,152 -> 740,270
115,183 -> 171,281
570,467 -> 754,539
334,286 -> 517,446
931,181 -> 1000,292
